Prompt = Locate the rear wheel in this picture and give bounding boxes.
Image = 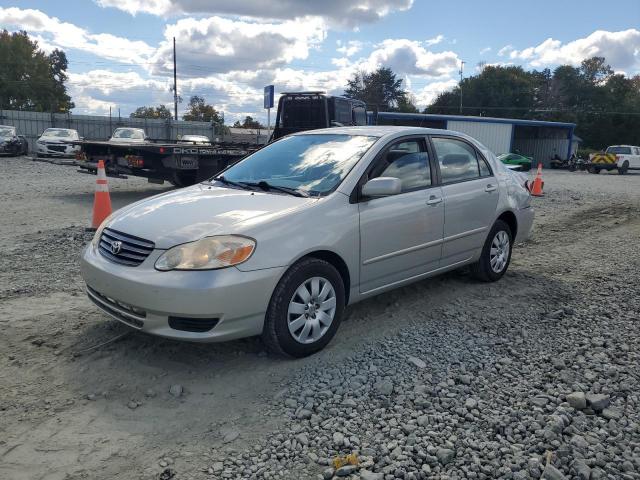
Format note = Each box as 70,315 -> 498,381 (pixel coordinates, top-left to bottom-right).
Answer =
470,220 -> 513,282
262,258 -> 345,357
588,165 -> 600,174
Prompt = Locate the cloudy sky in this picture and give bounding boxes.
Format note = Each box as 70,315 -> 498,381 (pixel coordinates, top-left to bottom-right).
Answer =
1,0 -> 639,123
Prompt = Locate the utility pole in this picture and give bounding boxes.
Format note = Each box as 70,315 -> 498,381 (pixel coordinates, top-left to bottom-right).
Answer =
173,37 -> 178,121
459,60 -> 465,114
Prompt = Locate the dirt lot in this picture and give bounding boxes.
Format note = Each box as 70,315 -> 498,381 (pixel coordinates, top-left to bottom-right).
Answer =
1,156 -> 639,480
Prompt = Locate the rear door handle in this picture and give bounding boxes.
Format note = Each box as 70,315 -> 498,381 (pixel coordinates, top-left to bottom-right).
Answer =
485,184 -> 497,192
426,195 -> 442,205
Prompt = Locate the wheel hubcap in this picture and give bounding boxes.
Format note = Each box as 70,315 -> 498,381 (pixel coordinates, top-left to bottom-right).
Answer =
489,230 -> 510,273
287,277 -> 336,344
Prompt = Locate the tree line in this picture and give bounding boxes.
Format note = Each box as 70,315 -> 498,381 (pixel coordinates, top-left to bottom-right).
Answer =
2,30 -> 638,149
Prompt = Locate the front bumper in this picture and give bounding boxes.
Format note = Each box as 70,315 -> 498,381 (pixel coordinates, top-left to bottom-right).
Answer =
80,245 -> 284,342
36,143 -> 79,157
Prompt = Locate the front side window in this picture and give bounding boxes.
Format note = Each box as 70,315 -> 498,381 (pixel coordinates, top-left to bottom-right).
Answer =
606,146 -> 631,155
220,134 -> 377,195
432,137 -> 483,183
369,139 -> 431,192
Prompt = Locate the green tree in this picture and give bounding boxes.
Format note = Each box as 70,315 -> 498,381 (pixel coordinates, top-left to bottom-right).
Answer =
427,65 -> 537,118
182,96 -> 224,129
0,30 -> 74,111
130,104 -> 173,119
344,67 -> 409,111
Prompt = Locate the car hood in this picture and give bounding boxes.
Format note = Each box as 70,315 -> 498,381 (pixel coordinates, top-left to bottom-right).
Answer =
107,184 -> 318,249
38,137 -> 74,143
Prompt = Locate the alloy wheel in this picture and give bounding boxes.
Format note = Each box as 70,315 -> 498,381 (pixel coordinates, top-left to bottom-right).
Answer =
287,277 -> 337,344
490,231 -> 510,273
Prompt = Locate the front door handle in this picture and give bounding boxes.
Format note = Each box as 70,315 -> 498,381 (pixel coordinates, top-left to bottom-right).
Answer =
485,184 -> 497,192
426,195 -> 442,205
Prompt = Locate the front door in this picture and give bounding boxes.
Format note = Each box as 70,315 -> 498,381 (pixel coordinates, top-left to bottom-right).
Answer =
431,136 -> 499,265
358,138 -> 444,293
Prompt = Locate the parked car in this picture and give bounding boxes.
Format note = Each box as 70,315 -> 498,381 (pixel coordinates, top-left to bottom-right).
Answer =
81,126 -> 534,357
497,153 -> 532,171
178,134 -> 211,145
588,145 -> 640,174
0,125 -> 29,156
108,128 -> 147,143
36,128 -> 81,157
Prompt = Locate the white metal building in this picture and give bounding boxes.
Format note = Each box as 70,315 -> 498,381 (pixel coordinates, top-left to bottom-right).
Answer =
376,112 -> 577,167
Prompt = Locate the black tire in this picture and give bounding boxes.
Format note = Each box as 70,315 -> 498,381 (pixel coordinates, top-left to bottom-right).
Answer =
262,258 -> 345,358
618,162 -> 629,175
470,220 -> 513,282
170,171 -> 198,187
588,166 -> 600,174
568,164 -> 576,172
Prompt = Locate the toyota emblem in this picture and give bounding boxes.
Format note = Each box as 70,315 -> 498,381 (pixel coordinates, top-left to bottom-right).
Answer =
110,240 -> 122,255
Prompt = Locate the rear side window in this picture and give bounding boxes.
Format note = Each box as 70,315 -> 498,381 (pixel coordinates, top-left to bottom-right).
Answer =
369,139 -> 431,192
432,137 -> 486,183
606,146 -> 632,155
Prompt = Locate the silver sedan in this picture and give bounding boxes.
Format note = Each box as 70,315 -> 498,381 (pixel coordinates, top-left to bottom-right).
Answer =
81,126 -> 534,357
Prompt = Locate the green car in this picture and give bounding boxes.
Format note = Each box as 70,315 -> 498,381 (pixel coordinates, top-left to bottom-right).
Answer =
497,153 -> 532,171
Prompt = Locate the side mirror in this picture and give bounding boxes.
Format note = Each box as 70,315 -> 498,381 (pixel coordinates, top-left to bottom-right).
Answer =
361,177 -> 402,198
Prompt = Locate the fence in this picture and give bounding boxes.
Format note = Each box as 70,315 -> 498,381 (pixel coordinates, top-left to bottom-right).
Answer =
0,109 -> 226,151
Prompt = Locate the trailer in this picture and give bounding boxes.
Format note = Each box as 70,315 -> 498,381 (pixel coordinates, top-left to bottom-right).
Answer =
76,138 -> 260,187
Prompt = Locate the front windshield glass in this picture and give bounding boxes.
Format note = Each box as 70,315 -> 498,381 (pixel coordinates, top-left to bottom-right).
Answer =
43,129 -> 76,138
113,128 -> 144,139
0,127 -> 15,137
219,134 -> 377,195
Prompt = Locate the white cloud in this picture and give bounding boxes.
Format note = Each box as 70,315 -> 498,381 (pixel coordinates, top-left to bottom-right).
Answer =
336,40 -> 364,57
0,7 -> 154,64
95,0 -> 413,27
479,47 -> 492,55
425,34 -> 444,46
149,16 -> 326,76
503,29 -> 640,71
413,78 -> 458,107
498,45 -> 514,57
361,39 -> 460,77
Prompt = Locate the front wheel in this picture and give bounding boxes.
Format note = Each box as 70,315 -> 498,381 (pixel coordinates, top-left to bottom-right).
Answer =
618,162 -> 629,175
470,220 -> 513,282
262,258 -> 345,357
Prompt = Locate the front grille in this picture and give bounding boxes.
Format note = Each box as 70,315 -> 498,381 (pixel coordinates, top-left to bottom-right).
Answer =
48,145 -> 67,152
99,228 -> 155,266
169,316 -> 219,333
86,286 -> 145,329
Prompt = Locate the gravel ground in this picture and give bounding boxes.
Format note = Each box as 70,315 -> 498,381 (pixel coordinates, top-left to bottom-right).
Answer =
1,156 -> 639,480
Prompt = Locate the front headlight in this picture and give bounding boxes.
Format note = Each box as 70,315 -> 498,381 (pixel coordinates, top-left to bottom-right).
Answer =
91,214 -> 114,248
155,235 -> 256,271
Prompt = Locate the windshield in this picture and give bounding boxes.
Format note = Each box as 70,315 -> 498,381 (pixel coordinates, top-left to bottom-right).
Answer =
606,146 -> 632,155
42,128 -> 77,138
0,127 -> 16,137
113,128 -> 144,139
218,134 -> 377,195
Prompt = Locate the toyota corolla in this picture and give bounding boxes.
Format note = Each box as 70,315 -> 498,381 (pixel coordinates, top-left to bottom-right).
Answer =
81,126 -> 534,357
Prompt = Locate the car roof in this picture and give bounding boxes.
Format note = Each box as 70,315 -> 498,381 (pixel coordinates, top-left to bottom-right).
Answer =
293,125 -> 466,138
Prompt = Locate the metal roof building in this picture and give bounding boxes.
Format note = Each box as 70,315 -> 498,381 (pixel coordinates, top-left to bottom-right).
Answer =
374,112 -> 577,166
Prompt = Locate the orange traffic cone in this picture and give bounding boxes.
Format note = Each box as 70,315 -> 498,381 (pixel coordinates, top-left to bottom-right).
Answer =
530,163 -> 544,197
91,160 -> 112,229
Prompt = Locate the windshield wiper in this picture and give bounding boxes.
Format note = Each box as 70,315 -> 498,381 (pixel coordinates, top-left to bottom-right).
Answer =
211,176 -> 256,190
243,180 -> 309,198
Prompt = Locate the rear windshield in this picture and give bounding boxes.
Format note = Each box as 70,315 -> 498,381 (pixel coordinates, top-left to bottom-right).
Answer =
606,146 -> 632,155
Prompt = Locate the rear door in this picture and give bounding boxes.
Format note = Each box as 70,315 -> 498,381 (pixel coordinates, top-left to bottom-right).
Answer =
430,136 -> 499,266
358,137 -> 444,293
